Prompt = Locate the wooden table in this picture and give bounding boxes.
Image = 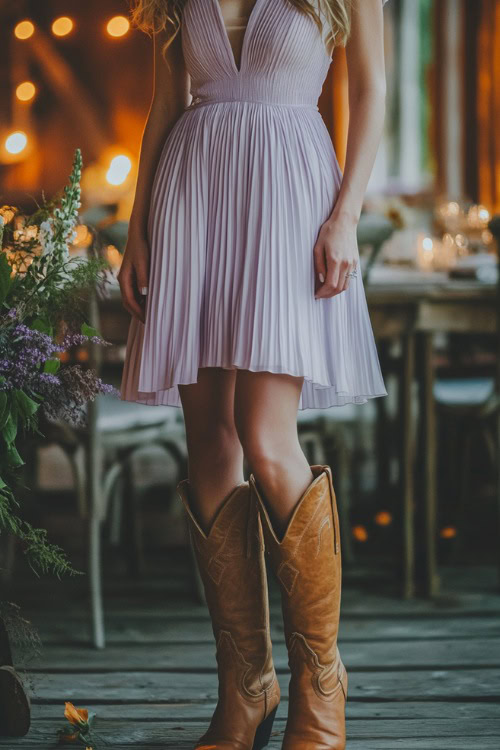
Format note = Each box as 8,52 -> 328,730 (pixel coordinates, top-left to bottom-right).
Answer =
366,266 -> 497,599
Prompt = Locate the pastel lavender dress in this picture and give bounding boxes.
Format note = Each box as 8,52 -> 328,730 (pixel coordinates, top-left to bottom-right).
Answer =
121,0 -> 389,409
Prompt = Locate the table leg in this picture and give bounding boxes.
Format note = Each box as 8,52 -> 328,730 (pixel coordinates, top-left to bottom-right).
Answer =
400,333 -> 416,599
420,332 -> 440,597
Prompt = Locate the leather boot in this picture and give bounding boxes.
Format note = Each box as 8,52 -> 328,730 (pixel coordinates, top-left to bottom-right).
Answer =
177,478 -> 280,750
249,464 -> 347,750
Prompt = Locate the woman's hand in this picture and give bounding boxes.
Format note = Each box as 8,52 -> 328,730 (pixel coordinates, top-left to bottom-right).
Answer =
313,215 -> 359,299
117,233 -> 150,323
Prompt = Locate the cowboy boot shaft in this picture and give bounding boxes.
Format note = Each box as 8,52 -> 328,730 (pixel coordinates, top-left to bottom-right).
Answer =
251,465 -> 347,750
177,480 -> 280,749
255,467 -> 342,666
182,484 -> 274,690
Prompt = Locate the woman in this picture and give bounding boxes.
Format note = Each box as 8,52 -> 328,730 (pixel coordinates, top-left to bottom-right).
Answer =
120,1 -> 388,748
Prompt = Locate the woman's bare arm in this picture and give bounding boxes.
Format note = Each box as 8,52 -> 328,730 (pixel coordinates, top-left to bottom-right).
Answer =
314,0 -> 386,298
118,27 -> 190,322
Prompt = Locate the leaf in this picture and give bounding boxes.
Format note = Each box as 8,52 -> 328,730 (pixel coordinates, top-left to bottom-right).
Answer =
31,318 -> 53,336
0,475 -> 6,490
13,389 -> 40,419
0,251 -> 12,307
6,444 -> 24,468
2,412 -> 16,445
43,358 -> 60,375
0,392 -> 8,429
81,322 -> 100,338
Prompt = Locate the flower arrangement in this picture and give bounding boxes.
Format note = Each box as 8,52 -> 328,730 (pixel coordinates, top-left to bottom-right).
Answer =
0,148 -> 117,576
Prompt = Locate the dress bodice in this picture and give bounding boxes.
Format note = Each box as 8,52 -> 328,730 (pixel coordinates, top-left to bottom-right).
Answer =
181,0 -> 333,109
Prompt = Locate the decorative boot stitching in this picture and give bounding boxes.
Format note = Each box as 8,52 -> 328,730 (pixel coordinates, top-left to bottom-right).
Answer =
316,515 -> 331,557
216,630 -> 269,701
289,632 -> 344,701
277,560 -> 300,595
325,469 -> 340,554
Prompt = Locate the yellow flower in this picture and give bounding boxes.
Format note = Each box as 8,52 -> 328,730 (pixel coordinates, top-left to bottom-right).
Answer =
64,702 -> 88,726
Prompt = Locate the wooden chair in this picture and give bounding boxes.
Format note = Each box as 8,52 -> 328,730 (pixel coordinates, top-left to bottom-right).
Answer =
34,271 -> 189,647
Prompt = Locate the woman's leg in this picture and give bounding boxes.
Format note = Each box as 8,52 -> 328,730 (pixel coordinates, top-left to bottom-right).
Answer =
236,371 -> 347,749
233,369 -> 313,537
177,368 -> 281,749
178,367 -> 244,534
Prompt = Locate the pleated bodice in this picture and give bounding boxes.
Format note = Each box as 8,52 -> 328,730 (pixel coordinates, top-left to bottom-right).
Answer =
182,0 -> 332,109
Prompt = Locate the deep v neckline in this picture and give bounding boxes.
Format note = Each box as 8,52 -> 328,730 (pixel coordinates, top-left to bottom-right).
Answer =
212,0 -> 265,75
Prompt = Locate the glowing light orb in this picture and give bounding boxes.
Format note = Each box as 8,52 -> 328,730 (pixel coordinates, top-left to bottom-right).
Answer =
440,526 -> 457,539
106,155 -> 132,185
374,511 -> 393,527
15,21 -> 35,40
16,81 -> 36,101
52,17 -> 74,37
5,131 -> 28,154
107,16 -> 130,37
352,525 -> 368,542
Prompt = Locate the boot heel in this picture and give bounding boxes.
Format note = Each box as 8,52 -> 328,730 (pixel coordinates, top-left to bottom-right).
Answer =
252,705 -> 278,750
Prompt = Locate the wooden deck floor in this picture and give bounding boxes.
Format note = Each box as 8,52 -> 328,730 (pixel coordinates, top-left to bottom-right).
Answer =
3,553 -> 500,748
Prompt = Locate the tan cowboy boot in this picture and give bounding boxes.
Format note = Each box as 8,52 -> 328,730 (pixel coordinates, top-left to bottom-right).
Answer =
250,464 -> 347,750
177,478 -> 280,750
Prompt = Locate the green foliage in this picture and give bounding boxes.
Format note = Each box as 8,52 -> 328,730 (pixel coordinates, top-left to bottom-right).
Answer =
0,251 -> 11,307
0,147 -> 112,579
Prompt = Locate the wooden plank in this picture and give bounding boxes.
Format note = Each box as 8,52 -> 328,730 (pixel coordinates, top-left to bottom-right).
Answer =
20,638 -> 500,672
1,719 -> 499,747
3,740 -> 500,750
25,669 -> 500,703
30,700 -> 500,721
26,615 -> 500,644
14,585 -> 500,616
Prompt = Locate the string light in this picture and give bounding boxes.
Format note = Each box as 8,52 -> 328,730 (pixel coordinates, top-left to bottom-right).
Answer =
52,17 -> 74,37
16,81 -> 36,102
14,20 -> 35,39
106,16 -> 130,37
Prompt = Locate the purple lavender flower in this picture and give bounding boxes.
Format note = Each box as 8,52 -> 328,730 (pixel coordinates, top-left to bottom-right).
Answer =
41,365 -> 119,427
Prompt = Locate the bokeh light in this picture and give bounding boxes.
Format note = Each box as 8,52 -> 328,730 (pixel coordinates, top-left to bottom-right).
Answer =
106,16 -> 130,37
16,81 -> 36,102
440,526 -> 457,539
106,154 -> 132,186
14,20 -> 35,40
5,131 -> 28,155
52,17 -> 74,37
374,511 -> 393,527
352,525 -> 368,542
73,224 -> 92,247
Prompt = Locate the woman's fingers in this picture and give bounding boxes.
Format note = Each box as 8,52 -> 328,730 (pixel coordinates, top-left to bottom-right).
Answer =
315,257 -> 356,299
313,242 -> 327,293
337,259 -> 352,292
118,264 -> 146,323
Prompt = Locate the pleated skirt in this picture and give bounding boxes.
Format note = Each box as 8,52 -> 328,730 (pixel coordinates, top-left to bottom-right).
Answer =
120,100 -> 388,409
